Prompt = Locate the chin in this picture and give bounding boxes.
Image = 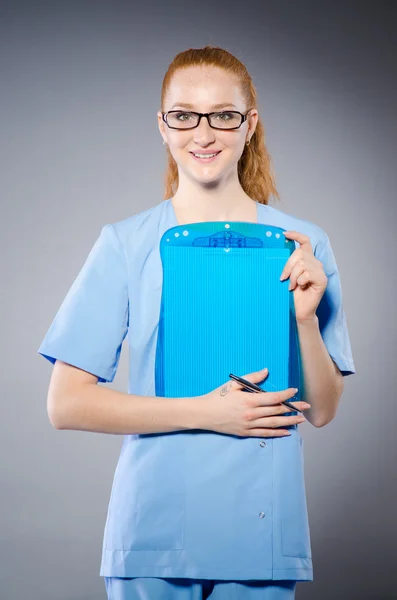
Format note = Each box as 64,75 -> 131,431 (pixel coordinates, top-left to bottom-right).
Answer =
191,170 -> 223,184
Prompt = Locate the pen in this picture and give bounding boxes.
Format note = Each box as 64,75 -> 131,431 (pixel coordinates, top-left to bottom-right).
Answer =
228,373 -> 303,415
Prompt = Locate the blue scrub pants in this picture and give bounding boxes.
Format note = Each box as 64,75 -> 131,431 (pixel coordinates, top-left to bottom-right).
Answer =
104,578 -> 296,599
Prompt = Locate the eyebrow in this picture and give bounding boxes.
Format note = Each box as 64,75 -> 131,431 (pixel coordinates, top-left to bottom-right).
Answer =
169,102 -> 238,110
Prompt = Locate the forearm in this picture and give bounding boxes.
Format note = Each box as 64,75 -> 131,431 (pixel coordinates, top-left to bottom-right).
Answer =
296,315 -> 344,427
52,384 -> 204,434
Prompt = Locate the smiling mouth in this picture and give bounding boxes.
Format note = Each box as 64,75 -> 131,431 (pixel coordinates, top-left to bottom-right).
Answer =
190,151 -> 222,160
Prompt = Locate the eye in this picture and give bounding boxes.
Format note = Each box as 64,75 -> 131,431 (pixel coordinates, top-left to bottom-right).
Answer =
213,112 -> 234,120
174,111 -> 194,121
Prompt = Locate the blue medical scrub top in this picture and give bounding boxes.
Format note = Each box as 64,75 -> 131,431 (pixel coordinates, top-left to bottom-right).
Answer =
38,199 -> 356,581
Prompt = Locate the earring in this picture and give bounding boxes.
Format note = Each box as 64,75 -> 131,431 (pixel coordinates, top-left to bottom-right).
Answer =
163,140 -> 167,146
246,139 -> 250,146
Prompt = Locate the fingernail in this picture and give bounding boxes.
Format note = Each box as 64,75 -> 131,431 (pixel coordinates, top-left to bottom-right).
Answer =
263,368 -> 268,373
302,402 -> 311,407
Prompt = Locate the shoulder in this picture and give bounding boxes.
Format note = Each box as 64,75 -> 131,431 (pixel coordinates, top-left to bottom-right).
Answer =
95,201 -> 168,269
108,201 -> 165,241
92,201 -> 167,259
261,203 -> 329,257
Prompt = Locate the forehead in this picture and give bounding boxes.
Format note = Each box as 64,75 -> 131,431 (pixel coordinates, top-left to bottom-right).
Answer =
165,66 -> 244,109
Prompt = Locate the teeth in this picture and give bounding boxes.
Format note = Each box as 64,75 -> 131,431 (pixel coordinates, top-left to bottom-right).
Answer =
193,153 -> 218,158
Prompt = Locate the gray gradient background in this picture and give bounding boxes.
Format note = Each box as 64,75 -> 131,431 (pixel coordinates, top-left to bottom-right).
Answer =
1,0 -> 395,599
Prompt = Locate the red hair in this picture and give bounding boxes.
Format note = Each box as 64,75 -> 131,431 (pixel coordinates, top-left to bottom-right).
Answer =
160,45 -> 280,205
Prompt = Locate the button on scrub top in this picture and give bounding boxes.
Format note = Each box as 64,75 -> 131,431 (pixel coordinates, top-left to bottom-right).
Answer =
38,199 -> 356,581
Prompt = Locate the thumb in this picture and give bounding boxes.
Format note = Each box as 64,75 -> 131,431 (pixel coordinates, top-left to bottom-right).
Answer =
228,367 -> 268,391
244,367 -> 269,384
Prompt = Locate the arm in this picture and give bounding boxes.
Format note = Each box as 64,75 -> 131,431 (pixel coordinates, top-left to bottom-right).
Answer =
48,360 -> 202,434
296,315 -> 344,428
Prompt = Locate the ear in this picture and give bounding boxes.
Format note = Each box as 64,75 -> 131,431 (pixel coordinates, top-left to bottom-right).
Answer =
157,111 -> 167,143
248,109 -> 259,138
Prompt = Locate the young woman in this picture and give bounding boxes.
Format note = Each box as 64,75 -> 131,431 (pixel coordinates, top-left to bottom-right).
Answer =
38,46 -> 355,600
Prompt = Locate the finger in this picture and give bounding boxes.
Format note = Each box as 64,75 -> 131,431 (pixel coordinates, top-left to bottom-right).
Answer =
280,250 -> 318,282
279,252 -> 302,281
296,270 -> 311,287
252,387 -> 298,407
247,428 -> 292,438
246,413 -> 305,430
279,401 -> 311,414
267,401 -> 310,416
244,367 -> 269,381
289,263 -> 308,291
230,367 -> 269,390
282,231 -> 314,255
262,415 -> 306,428
244,401 -> 308,422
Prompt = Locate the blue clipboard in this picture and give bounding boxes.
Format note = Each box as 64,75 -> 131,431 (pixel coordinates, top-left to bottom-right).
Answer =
155,221 -> 302,420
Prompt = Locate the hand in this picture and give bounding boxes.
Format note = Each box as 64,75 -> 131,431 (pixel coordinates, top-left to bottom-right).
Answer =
280,231 -> 328,323
201,368 -> 311,438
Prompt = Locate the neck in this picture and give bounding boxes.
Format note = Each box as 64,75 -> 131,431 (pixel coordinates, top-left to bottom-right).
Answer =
171,178 -> 256,223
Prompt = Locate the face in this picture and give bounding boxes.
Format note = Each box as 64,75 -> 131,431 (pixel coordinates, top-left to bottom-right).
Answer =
157,66 -> 258,185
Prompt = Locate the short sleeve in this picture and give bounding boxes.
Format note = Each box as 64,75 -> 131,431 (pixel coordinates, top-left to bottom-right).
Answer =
314,234 -> 356,377
37,224 -> 129,383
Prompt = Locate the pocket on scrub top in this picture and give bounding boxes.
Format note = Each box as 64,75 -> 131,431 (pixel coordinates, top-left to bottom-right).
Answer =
107,433 -> 186,552
278,431 -> 312,558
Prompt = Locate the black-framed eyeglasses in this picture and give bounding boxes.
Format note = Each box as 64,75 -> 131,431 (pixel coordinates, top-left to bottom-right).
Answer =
162,109 -> 253,130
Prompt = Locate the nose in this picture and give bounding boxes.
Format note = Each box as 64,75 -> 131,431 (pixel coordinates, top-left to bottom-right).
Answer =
193,115 -> 216,144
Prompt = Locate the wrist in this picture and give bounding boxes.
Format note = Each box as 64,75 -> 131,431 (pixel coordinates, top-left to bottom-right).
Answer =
187,395 -> 211,431
296,314 -> 319,328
